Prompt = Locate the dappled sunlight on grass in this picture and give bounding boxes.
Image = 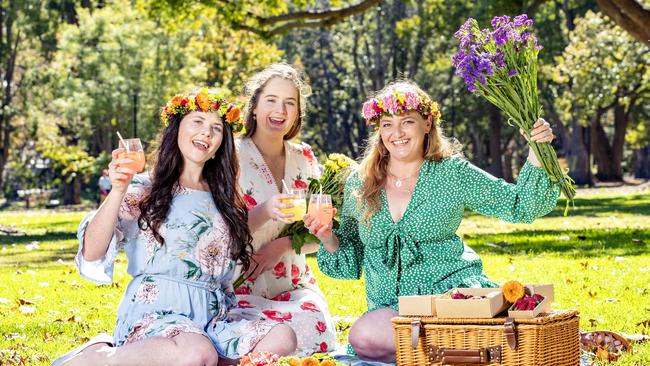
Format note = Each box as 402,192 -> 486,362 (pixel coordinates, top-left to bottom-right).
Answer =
0,193 -> 648,364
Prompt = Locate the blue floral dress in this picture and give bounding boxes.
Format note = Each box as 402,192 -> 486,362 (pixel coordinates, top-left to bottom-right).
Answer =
75,175 -> 276,359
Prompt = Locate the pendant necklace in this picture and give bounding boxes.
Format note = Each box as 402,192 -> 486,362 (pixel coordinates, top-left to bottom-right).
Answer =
388,161 -> 424,192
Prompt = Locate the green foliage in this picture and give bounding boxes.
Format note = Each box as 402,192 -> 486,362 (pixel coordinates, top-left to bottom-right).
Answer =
554,10 -> 650,125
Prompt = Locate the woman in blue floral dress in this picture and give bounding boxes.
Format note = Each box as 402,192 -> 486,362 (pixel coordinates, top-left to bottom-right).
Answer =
53,90 -> 295,366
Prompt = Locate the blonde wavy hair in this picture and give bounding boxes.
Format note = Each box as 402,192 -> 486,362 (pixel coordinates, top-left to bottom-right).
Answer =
357,80 -> 462,222
243,63 -> 312,140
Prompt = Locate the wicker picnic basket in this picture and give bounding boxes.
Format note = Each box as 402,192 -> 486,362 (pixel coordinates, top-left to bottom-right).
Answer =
393,310 -> 580,365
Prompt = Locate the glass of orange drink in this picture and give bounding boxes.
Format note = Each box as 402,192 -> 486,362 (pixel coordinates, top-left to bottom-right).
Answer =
308,194 -> 334,225
118,138 -> 146,173
280,188 -> 307,222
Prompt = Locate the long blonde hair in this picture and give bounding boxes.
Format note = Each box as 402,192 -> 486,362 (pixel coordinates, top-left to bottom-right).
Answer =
357,81 -> 462,222
243,63 -> 311,140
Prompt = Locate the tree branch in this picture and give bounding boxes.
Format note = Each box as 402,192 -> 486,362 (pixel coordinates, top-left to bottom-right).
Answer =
258,0 -> 381,26
596,0 -> 650,47
229,0 -> 381,37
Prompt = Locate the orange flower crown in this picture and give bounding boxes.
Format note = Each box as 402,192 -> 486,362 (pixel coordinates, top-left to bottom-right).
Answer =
159,88 -> 244,133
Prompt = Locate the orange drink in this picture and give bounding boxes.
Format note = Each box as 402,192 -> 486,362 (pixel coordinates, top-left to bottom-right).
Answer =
118,138 -> 145,174
117,150 -> 146,173
308,194 -> 334,224
280,188 -> 306,222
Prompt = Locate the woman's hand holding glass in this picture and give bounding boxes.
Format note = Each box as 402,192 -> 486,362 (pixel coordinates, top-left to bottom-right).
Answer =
108,148 -> 139,194
264,193 -> 300,224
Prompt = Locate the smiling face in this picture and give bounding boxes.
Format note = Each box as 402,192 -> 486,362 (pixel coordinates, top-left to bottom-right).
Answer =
177,111 -> 224,166
378,110 -> 432,162
252,77 -> 300,138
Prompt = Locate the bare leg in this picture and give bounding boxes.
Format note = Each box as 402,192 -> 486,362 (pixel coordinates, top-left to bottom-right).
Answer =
252,324 -> 297,356
348,308 -> 398,363
64,332 -> 219,366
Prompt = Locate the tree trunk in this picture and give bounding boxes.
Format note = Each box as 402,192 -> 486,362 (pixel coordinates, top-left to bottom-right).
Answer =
502,139 -> 515,182
634,145 -> 650,178
487,105 -> 503,178
63,176 -> 81,205
592,103 -> 629,181
567,121 -> 593,186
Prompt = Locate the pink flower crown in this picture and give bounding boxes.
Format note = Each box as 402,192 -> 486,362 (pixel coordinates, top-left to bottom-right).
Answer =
362,90 -> 441,126
159,88 -> 244,133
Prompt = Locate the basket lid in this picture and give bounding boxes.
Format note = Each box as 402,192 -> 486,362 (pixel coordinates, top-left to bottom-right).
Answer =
392,309 -> 578,325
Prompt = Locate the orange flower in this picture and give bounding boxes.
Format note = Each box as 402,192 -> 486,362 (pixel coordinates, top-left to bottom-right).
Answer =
300,357 -> 319,366
170,95 -> 184,106
285,357 -> 300,366
196,91 -> 211,111
226,105 -> 241,123
502,280 -> 526,303
320,360 -> 336,366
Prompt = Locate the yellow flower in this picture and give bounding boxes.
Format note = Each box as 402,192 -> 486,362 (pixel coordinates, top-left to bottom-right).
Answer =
502,280 -> 526,303
187,96 -> 197,111
284,357 -> 300,366
324,161 -> 340,172
300,357 -> 319,366
320,360 -> 336,366
196,91 -> 211,111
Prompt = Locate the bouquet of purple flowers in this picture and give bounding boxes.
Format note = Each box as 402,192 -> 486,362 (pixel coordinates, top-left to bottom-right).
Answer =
452,14 -> 575,208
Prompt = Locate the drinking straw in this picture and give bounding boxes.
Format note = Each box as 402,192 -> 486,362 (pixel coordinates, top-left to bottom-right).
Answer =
116,131 -> 129,153
281,179 -> 290,194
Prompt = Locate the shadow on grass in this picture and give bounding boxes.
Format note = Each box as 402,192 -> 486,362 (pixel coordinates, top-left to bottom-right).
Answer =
467,228 -> 650,257
0,232 -> 75,245
463,193 -> 650,219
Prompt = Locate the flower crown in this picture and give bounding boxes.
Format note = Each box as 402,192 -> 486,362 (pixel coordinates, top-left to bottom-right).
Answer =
362,90 -> 441,126
159,88 -> 244,133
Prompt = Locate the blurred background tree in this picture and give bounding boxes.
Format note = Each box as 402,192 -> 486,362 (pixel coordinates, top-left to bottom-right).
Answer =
2,0 -> 648,206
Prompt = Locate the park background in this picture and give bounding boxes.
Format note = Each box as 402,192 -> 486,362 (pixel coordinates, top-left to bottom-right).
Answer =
0,0 -> 648,364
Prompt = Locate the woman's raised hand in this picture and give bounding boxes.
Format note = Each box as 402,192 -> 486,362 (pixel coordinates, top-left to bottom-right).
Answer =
108,148 -> 137,194
263,194 -> 296,224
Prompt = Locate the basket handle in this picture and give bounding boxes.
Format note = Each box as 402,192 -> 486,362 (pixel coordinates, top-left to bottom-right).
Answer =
428,346 -> 502,364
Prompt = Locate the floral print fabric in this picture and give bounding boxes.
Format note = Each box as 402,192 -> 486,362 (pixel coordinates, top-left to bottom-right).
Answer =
75,175 -> 275,359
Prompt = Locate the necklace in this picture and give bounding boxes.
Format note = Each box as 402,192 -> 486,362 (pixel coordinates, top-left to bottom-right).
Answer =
387,161 -> 424,191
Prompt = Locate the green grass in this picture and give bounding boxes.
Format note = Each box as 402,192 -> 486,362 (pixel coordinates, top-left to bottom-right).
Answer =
1,193 -> 649,365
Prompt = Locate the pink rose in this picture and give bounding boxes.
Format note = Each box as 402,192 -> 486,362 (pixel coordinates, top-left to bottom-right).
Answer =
302,146 -> 315,163
273,262 -> 287,278
404,91 -> 420,109
315,321 -> 326,334
271,292 -> 291,302
293,179 -> 308,190
382,94 -> 399,114
300,301 -> 319,312
243,194 -> 257,210
319,341 -> 328,352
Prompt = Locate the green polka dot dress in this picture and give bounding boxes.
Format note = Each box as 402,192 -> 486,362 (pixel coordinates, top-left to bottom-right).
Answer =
317,156 -> 560,312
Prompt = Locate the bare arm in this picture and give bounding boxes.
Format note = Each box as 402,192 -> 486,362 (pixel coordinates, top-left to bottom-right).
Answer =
82,149 -> 135,261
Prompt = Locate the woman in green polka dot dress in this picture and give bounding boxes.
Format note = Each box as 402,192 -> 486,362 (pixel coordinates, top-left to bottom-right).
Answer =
303,80 -> 559,363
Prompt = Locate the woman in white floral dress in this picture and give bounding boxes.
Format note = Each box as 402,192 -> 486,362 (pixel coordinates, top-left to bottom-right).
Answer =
231,64 -> 337,356
53,90 -> 295,366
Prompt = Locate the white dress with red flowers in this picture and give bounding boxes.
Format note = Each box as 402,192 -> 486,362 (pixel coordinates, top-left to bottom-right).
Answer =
233,137 -> 337,356
75,175 -> 276,360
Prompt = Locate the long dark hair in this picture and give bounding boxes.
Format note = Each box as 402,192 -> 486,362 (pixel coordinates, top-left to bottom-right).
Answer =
138,114 -> 253,271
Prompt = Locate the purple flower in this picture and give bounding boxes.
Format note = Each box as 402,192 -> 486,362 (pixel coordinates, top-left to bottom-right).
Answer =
491,15 -> 511,29
508,69 -> 518,78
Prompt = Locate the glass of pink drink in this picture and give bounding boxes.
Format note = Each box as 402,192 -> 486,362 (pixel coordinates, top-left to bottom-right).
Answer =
118,138 -> 146,173
308,194 -> 334,224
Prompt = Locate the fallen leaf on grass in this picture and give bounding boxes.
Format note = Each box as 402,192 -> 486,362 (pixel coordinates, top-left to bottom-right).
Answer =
580,261 -> 589,269
15,298 -> 34,305
589,318 -> 599,327
566,278 -> 574,284
588,290 -> 597,298
636,319 -> 650,328
558,235 -> 570,241
632,238 -> 645,244
614,256 -> 629,262
606,298 -> 618,303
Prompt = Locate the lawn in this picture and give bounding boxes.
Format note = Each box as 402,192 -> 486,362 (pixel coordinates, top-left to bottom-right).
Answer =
0,192 -> 649,365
